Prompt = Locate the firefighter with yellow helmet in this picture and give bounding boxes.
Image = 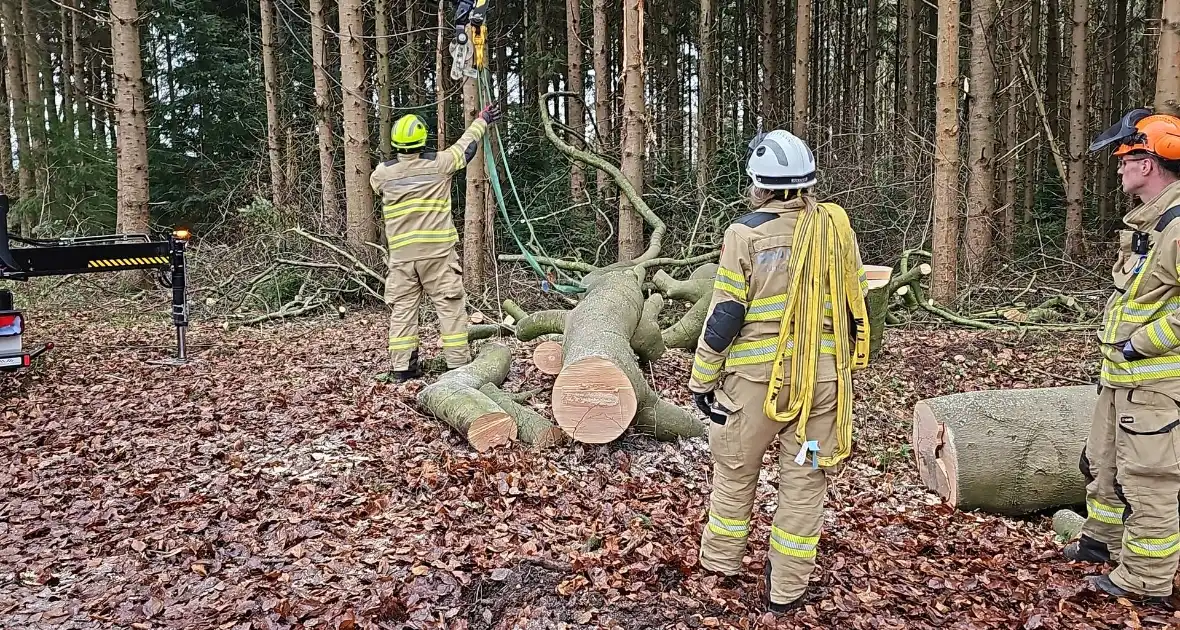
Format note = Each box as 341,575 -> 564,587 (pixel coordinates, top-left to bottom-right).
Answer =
1066,108 -> 1180,605
690,129 -> 874,612
370,104 -> 500,380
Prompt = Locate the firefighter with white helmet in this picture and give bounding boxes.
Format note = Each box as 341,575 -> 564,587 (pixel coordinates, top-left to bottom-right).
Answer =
691,129 -> 873,612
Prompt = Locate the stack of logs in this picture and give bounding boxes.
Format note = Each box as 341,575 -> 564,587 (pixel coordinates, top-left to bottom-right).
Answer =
420,259 -> 920,452
420,264 -> 723,451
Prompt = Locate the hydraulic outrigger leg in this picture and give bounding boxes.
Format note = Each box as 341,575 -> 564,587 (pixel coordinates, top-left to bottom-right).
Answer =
0,193 -> 193,369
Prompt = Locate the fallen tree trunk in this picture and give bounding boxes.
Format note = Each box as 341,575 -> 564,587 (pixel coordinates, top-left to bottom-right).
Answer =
552,270 -> 700,443
479,384 -> 565,449
912,385 -> 1095,515
418,343 -> 518,452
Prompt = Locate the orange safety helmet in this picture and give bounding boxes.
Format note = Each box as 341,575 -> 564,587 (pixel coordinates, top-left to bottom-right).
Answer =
1090,108 -> 1180,161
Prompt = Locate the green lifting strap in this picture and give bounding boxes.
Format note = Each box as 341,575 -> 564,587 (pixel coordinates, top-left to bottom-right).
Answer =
474,69 -> 585,295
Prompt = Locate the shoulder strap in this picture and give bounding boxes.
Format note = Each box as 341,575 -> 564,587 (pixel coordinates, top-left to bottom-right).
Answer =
1155,205 -> 1180,232
733,211 -> 777,228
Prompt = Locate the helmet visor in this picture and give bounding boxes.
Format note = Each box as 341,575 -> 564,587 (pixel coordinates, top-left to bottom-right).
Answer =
1089,108 -> 1151,153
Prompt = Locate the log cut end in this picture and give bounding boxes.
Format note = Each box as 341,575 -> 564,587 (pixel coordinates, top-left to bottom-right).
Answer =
913,400 -> 959,508
467,411 -> 517,452
533,340 -> 564,375
552,356 -> 638,443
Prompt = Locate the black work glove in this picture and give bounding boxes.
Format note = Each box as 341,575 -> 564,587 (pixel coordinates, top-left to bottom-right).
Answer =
478,103 -> 501,125
693,391 -> 729,425
1123,340 -> 1146,362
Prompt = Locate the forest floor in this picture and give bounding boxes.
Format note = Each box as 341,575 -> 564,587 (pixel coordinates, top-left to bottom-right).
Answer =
2,286 -> 1179,630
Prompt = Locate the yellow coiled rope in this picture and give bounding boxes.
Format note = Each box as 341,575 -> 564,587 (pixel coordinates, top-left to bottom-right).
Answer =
762,198 -> 870,467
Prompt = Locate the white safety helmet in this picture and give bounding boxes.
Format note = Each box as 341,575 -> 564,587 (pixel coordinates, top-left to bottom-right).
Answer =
745,130 -> 817,190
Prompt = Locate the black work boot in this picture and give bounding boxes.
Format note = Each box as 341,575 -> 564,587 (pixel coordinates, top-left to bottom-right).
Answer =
1064,535 -> 1114,565
763,561 -> 805,614
392,350 -> 422,382
1085,574 -> 1175,609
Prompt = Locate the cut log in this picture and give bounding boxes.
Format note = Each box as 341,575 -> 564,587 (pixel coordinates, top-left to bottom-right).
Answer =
862,264 -> 895,359
1053,509 -> 1086,540
417,343 -> 517,451
553,269 -> 690,443
632,396 -> 705,441
516,309 -> 569,341
532,340 -> 564,375
630,293 -> 666,362
912,385 -> 1095,515
661,294 -> 710,349
479,383 -> 565,448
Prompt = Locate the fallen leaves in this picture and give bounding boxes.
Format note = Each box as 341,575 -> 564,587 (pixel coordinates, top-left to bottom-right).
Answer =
0,298 -> 1168,629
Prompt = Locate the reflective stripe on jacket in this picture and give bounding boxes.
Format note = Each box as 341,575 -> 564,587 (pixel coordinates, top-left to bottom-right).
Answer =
1100,180 -> 1180,390
369,118 -> 488,262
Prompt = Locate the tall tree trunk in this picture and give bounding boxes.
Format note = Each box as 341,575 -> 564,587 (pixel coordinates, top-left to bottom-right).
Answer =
1064,0 -> 1087,259
461,78 -> 488,292
60,0 -> 73,133
696,0 -> 717,202
339,0 -> 375,252
1001,4 -> 1019,257
965,0 -> 997,276
110,0 -> 149,235
903,0 -> 919,165
21,0 -> 41,199
933,0 -> 961,303
72,0 -> 89,141
375,0 -> 392,158
864,0 -> 878,161
0,49 -> 10,197
761,0 -> 777,124
1144,0 -> 1163,105
592,0 -> 612,243
260,0 -> 285,206
1157,0 -> 1180,114
310,0 -> 339,231
1046,0 -> 1061,140
41,46 -> 58,131
566,0 -> 585,202
793,0 -> 812,139
407,0 -> 423,106
618,0 -> 645,262
1109,0 -> 1128,219
1023,0 -> 1041,223
435,0 -> 447,146
1097,0 -> 1116,232
1,0 -> 31,203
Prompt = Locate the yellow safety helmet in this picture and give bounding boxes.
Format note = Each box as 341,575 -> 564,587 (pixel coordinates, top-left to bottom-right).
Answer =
391,114 -> 428,151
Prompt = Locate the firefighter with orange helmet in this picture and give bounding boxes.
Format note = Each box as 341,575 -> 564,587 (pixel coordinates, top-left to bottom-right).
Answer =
1066,108 -> 1180,605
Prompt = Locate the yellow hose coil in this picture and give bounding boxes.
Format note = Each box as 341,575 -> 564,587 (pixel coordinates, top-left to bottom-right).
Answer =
763,199 -> 870,467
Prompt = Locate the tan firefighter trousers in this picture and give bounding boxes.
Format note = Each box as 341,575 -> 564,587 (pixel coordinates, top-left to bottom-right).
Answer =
385,249 -> 471,370
1080,385 -> 1180,597
699,373 -> 840,605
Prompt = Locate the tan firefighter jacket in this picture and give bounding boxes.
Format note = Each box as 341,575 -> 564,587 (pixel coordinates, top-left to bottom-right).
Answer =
688,196 -> 868,395
1100,179 -> 1180,392
369,118 -> 488,263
